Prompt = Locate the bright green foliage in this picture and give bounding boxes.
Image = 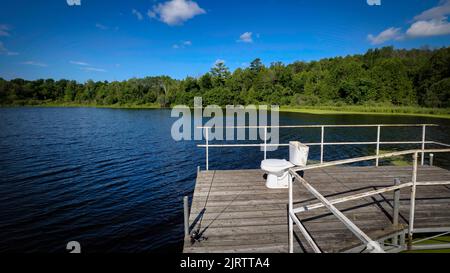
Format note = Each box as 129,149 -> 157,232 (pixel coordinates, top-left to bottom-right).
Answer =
1,47 -> 450,108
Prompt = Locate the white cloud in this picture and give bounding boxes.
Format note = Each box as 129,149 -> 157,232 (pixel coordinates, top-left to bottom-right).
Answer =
238,32 -> 253,43
407,17 -> 450,37
81,67 -> 106,72
66,0 -> 81,6
148,0 -> 206,26
414,0 -> 450,21
0,24 -> 11,36
21,61 -> 47,67
70,60 -> 90,66
367,27 -> 403,45
95,23 -> 108,30
0,41 -> 18,56
406,0 -> 450,38
132,9 -> 143,20
172,40 -> 192,49
367,1 -> 450,44
69,60 -> 106,72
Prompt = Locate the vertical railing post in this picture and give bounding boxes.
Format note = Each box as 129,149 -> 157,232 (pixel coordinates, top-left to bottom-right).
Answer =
408,152 -> 418,250
183,196 -> 190,238
400,231 -> 406,247
205,128 -> 209,171
264,126 -> 267,160
421,125 -> 426,166
376,125 -> 381,167
392,178 -> 401,245
288,176 -> 294,253
320,126 -> 325,164
430,153 -> 434,167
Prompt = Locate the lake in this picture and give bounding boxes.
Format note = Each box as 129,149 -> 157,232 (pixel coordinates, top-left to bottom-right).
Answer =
0,107 -> 449,253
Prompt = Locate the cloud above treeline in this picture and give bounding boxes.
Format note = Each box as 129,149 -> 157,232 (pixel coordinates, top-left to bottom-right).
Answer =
238,32 -> 253,43
368,0 -> 450,45
70,60 -> 106,73
407,17 -> 450,37
21,61 -> 48,67
368,27 -> 403,45
173,40 -> 192,49
148,0 -> 206,26
70,60 -> 90,66
95,23 -> 109,30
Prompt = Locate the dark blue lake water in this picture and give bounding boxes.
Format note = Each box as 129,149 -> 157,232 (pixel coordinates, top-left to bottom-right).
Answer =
0,107 -> 449,253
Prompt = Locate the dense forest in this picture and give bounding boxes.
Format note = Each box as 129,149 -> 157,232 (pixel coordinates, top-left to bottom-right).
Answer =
1,46 -> 450,108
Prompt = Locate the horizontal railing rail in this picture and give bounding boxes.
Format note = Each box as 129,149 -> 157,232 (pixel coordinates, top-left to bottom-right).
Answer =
198,124 -> 445,170
198,124 -> 438,129
291,148 -> 450,172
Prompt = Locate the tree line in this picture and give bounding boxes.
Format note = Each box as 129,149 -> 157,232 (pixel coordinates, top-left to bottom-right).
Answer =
1,46 -> 449,108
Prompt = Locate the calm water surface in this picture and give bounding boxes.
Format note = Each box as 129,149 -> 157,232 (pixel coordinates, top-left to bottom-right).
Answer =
0,107 -> 449,253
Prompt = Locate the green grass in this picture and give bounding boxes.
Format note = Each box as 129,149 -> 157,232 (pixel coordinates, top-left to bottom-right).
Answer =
403,236 -> 450,253
280,105 -> 450,119
378,150 -> 411,167
3,101 -> 450,119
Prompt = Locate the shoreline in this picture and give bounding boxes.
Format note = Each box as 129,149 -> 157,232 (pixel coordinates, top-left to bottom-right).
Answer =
2,103 -> 450,119
279,106 -> 450,120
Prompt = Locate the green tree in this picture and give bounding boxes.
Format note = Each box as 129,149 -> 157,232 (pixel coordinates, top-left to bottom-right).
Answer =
210,60 -> 231,87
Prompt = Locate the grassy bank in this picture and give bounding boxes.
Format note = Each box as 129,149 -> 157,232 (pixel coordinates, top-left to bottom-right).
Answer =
3,102 -> 450,119
403,236 -> 450,253
280,105 -> 450,119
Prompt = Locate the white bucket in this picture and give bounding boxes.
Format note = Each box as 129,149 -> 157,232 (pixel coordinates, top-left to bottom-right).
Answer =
289,141 -> 309,166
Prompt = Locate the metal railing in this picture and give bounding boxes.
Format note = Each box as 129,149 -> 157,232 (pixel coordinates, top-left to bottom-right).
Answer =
198,124 -> 441,170
288,149 -> 450,253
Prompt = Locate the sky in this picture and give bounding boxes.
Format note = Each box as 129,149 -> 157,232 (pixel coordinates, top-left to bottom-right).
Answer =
1,0 -> 450,82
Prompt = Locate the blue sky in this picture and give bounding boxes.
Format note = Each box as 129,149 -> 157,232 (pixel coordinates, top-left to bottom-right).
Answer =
1,0 -> 450,82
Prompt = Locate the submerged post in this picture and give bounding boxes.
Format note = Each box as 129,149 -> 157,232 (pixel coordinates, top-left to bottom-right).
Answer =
430,153 -> 434,167
184,196 -> 190,238
393,178 -> 401,245
320,126 -> 324,164
376,126 -> 381,167
408,152 -> 418,250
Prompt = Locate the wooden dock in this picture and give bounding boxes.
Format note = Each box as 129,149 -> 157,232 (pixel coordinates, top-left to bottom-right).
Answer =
183,166 -> 450,253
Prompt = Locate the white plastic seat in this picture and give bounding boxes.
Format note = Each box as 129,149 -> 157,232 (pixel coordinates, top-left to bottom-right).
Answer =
261,159 -> 294,173
261,142 -> 309,189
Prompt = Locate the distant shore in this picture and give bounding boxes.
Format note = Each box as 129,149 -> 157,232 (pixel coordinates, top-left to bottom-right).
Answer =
279,106 -> 450,120
2,102 -> 450,119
